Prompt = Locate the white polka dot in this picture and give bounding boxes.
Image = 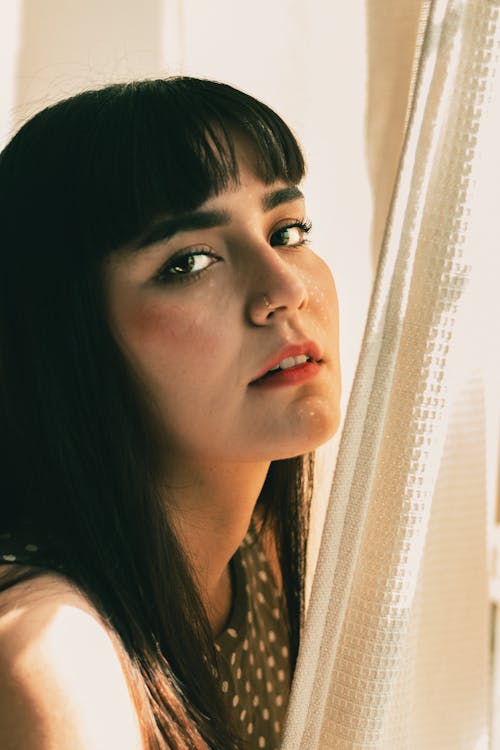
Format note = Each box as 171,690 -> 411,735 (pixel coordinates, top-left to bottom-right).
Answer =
257,591 -> 265,604
2,554 -> 16,562
259,737 -> 266,748
232,695 -> 239,707
256,667 -> 263,679
243,639 -> 249,651
274,721 -> 281,733
275,695 -> 283,707
252,695 -> 260,707
267,656 -> 276,668
221,681 -> 229,693
259,640 -> 265,652
266,680 -> 273,693
227,628 -> 238,639
240,709 -> 247,721
262,708 -> 270,720
247,722 -> 254,735
245,680 -> 251,693
247,611 -> 253,624
272,607 -> 280,620
215,643 -> 222,652
25,544 -> 38,552
230,652 -> 236,666
258,570 -> 268,582
281,646 -> 289,658
277,669 -> 286,682
236,667 -> 242,680
249,654 -> 255,666
268,630 -> 276,643
251,627 -> 257,639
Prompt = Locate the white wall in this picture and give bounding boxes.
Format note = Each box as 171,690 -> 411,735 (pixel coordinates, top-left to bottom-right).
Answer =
0,0 -> 23,147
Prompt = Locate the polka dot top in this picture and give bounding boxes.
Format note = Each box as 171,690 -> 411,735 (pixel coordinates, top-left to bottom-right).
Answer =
0,531 -> 62,570
215,525 -> 291,750
0,525 -> 291,750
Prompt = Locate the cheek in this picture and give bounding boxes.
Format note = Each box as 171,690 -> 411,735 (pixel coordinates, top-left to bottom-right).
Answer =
115,296 -> 222,372
307,257 -> 340,328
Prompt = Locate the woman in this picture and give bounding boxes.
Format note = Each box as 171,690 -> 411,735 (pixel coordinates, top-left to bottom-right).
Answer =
0,77 -> 340,749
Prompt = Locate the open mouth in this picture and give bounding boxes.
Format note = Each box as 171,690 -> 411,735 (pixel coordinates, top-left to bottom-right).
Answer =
251,354 -> 319,385
260,354 -> 313,379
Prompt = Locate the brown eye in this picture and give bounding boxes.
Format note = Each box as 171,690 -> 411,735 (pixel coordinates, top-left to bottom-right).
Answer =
157,250 -> 220,283
270,221 -> 312,248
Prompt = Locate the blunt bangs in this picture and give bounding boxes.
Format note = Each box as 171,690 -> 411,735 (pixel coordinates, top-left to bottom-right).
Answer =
1,77 -> 305,261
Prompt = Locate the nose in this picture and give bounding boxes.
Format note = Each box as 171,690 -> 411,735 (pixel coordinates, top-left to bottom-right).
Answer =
245,247 -> 309,326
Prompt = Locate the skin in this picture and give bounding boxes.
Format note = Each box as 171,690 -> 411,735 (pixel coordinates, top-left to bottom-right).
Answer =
0,570 -> 143,749
103,142 -> 341,632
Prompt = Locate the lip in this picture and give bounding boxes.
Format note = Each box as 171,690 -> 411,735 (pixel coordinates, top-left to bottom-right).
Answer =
249,341 -> 323,385
250,360 -> 321,389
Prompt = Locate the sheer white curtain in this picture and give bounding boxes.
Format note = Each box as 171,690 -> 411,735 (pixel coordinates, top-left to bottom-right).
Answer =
282,1 -> 500,748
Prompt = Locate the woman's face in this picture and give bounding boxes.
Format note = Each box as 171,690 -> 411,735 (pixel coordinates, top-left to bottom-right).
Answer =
104,143 -> 341,474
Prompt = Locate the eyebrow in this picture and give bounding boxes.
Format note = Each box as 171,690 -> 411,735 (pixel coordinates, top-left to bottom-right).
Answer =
137,210 -> 231,249
262,185 -> 304,211
135,184 -> 305,251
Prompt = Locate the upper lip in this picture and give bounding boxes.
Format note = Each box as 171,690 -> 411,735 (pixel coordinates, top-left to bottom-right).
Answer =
249,340 -> 323,383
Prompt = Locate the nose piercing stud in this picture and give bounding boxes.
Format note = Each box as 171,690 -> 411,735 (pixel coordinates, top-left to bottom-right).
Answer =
262,294 -> 273,310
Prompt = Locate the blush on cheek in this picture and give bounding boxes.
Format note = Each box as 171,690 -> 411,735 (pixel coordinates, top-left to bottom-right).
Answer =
122,300 -> 222,361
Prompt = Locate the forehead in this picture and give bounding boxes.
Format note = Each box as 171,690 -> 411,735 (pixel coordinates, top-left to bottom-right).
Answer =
204,169 -> 304,209
195,132 -> 304,204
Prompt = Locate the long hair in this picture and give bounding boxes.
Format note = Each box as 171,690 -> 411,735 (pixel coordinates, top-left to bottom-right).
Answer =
0,77 -> 312,749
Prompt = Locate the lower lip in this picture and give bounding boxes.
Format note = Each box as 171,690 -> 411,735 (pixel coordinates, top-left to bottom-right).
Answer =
250,361 -> 321,389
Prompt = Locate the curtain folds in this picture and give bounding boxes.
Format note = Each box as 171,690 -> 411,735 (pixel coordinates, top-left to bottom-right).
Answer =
282,2 -> 500,748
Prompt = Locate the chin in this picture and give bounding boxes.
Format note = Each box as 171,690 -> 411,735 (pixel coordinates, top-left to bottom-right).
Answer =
269,401 -> 341,461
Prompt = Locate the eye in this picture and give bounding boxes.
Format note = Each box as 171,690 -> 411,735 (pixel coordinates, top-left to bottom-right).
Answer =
156,249 -> 220,283
270,220 -> 312,248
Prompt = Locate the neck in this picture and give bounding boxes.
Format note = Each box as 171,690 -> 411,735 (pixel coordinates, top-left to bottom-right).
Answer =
164,460 -> 270,635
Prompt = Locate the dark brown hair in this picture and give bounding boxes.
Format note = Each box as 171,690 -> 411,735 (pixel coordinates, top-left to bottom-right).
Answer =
0,77 -> 312,749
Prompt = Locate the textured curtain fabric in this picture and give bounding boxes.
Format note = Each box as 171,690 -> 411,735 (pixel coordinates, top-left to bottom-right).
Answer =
282,1 -> 500,748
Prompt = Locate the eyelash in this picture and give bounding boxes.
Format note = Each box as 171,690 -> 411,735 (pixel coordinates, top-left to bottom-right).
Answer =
154,249 -> 220,285
271,220 -> 312,248
154,219 -> 313,285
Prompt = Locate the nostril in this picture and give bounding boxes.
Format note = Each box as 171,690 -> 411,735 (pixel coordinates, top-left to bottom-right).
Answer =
247,272 -> 308,325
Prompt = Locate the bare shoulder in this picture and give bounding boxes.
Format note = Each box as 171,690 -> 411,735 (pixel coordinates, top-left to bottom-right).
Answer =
0,567 -> 143,749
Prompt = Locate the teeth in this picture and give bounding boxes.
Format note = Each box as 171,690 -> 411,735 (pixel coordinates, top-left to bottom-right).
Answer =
270,354 -> 310,373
